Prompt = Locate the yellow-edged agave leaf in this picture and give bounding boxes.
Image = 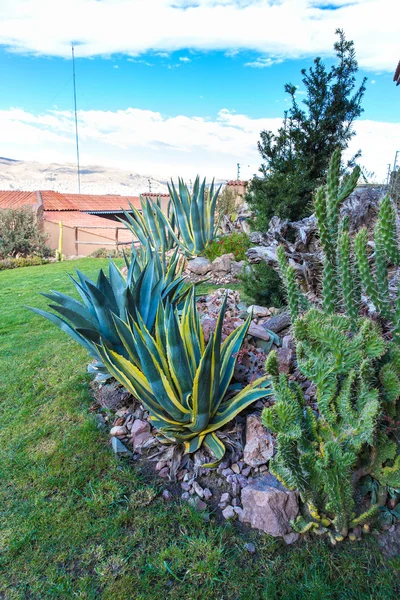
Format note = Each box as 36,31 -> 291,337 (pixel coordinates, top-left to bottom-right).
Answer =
98,287 -> 271,466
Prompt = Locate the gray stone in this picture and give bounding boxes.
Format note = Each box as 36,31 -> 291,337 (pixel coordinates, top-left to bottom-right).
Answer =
247,305 -> 271,318
240,474 -> 299,537
283,532 -> 300,544
181,482 -> 191,492
277,347 -> 293,374
188,497 -> 207,511
231,463 -> 241,474
244,542 -> 256,554
162,489 -> 172,501
222,505 -> 236,520
187,257 -> 212,275
111,436 -> 132,455
248,322 -> 271,341
181,492 -> 190,500
222,468 -> 233,477
193,481 -> 204,498
131,419 -> 152,449
110,425 -> 128,437
203,488 -> 212,501
231,260 -> 245,276
243,415 -> 275,467
211,253 -> 235,274
220,492 -> 231,504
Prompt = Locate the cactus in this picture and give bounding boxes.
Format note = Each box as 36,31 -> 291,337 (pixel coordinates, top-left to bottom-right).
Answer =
263,151 -> 400,541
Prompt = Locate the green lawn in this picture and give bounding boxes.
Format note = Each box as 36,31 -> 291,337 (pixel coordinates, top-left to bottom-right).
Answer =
0,259 -> 399,599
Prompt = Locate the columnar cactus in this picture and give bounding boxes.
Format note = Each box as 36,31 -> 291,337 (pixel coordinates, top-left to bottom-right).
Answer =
264,150 -> 400,542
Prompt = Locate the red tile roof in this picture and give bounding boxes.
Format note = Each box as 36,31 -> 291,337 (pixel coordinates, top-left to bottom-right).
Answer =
226,180 -> 248,186
60,193 -> 141,212
394,61 -> 400,86
40,191 -> 77,211
0,190 -> 40,209
143,192 -> 170,198
44,211 -> 134,244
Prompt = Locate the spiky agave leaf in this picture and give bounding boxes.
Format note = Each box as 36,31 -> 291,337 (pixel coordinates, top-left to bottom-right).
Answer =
97,288 -> 272,466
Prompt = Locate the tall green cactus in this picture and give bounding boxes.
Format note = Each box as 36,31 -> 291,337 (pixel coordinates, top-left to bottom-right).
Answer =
265,151 -> 400,542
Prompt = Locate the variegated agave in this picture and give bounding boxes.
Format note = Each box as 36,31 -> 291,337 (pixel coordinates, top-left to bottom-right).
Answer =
28,249 -> 191,380
122,195 -> 177,255
98,288 -> 272,465
153,176 -> 221,257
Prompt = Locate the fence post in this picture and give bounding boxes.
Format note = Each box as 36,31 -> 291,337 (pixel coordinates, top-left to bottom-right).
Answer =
116,228 -> 119,253
75,227 -> 79,255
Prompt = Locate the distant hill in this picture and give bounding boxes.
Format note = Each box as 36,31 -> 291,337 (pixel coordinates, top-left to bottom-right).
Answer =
0,158 -> 169,196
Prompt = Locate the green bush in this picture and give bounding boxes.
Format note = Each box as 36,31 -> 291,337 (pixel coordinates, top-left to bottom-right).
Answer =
203,232 -> 251,262
0,256 -> 49,271
90,247 -> 124,259
240,261 -> 286,307
0,207 -> 52,259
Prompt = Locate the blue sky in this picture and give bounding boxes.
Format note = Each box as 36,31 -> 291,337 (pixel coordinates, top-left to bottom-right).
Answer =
0,0 -> 398,182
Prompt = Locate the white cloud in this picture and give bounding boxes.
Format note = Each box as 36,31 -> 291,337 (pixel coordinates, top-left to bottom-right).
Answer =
0,1 -> 397,71
0,105 -> 397,181
113,65 -> 119,69
179,56 -> 191,62
245,57 -> 281,68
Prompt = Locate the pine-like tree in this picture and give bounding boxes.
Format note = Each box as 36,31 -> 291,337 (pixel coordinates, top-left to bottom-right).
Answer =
247,29 -> 366,229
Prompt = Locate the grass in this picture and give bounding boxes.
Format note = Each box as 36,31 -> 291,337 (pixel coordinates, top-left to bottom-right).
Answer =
0,258 -> 399,599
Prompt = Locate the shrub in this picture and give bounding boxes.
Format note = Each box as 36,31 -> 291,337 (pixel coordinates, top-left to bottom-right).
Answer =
263,150 -> 400,542
203,232 -> 251,262
240,261 -> 286,307
0,256 -> 49,270
90,247 -> 124,259
216,187 -> 236,223
0,207 -> 52,258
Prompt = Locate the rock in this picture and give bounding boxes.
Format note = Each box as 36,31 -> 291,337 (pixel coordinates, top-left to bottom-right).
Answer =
231,463 -> 241,474
264,311 -> 291,334
232,498 -> 241,507
131,419 -> 152,449
181,492 -> 190,500
188,497 -> 207,511
187,257 -> 212,275
283,532 -> 300,545
110,425 -> 128,437
158,467 -> 170,478
247,305 -> 271,318
248,322 -> 270,341
203,488 -> 212,501
111,436 -> 131,455
231,260 -> 245,277
244,542 -> 256,554
243,415 -> 275,467
211,253 -> 235,274
222,468 -> 233,477
162,489 -> 172,501
193,481 -> 204,498
222,505 -> 236,520
220,492 -> 231,504
277,347 -> 294,374
240,474 -> 299,537
181,482 -> 191,492
242,466 -> 251,477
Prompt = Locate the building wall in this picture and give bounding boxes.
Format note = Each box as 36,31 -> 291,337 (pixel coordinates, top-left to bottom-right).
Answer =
43,221 -> 129,256
225,182 -> 248,206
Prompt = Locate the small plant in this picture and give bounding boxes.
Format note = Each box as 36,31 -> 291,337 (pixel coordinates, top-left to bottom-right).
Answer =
204,232 -> 251,262
0,256 -> 49,270
98,288 -> 271,465
216,186 -> 236,223
240,261 -> 286,307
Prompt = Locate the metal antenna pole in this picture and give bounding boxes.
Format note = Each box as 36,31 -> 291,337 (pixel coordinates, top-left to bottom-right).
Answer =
237,163 -> 240,180
148,178 -> 152,193
72,44 -> 81,194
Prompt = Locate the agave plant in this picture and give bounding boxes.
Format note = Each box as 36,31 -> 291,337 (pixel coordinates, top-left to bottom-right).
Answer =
28,250 -> 191,380
122,195 -> 177,255
98,288 -> 272,465
153,176 -> 221,257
